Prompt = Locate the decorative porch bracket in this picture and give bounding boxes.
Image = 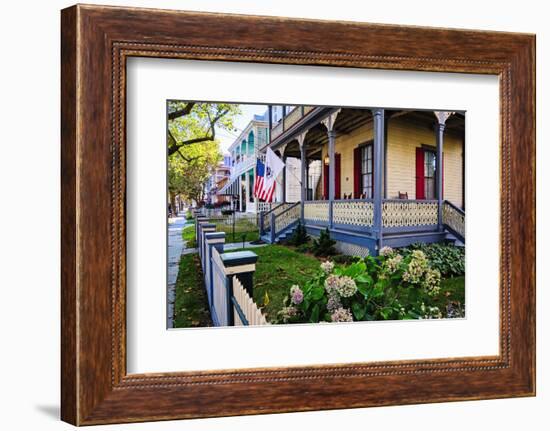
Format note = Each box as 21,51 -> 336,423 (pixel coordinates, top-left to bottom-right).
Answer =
321,109 -> 341,229
434,111 -> 453,232
372,108 -> 385,250
297,131 -> 308,221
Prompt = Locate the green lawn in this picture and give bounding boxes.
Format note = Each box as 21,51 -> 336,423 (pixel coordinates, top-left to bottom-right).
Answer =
182,218 -> 259,248
436,275 -> 465,312
242,245 -> 322,322
173,244 -> 465,327
182,225 -> 196,247
173,253 -> 213,328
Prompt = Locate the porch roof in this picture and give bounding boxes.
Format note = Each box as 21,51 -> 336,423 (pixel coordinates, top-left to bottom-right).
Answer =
262,107 -> 465,159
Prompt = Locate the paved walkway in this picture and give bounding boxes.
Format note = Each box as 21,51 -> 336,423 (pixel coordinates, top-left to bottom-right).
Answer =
167,214 -> 191,328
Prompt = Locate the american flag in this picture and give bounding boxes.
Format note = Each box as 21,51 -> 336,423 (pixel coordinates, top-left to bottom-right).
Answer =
254,158 -> 265,198
257,149 -> 285,202
258,176 -> 277,202
255,157 -> 277,202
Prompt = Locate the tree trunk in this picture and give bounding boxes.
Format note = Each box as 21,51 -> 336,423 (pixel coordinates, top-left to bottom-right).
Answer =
169,191 -> 178,216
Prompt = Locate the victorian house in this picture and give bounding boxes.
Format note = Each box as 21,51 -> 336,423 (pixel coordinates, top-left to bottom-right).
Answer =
258,106 -> 465,256
218,110 -> 302,213
205,155 -> 232,206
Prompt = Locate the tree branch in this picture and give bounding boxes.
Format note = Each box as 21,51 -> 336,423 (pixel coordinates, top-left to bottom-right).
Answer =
168,102 -> 195,120
167,105 -> 230,156
175,148 -> 204,164
168,135 -> 214,156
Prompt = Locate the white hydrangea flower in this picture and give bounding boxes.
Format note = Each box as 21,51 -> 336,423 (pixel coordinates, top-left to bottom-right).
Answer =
320,260 -> 335,274
379,246 -> 394,257
330,307 -> 354,322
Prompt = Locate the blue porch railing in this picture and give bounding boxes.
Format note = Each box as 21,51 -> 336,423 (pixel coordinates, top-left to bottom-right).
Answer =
442,200 -> 465,243
269,202 -> 300,243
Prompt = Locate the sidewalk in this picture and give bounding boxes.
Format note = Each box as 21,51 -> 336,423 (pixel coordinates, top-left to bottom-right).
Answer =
167,214 -> 191,328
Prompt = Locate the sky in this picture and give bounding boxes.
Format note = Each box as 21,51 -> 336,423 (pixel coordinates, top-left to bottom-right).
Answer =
215,104 -> 268,154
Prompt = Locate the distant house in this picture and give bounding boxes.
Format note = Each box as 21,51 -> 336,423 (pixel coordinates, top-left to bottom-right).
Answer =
218,112 -> 302,214
258,106 -> 465,256
205,157 -> 231,206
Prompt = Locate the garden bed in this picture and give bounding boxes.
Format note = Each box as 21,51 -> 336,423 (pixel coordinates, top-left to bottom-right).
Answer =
173,241 -> 465,327
242,245 -> 322,322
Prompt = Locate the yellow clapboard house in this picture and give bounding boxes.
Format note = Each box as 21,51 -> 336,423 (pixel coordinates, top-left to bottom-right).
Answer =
257,106 -> 465,256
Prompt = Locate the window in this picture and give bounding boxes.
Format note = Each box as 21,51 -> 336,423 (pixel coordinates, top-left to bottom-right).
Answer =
424,150 -> 436,199
361,143 -> 373,198
248,131 -> 255,155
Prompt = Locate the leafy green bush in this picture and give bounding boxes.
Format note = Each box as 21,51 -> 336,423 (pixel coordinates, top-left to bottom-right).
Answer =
287,221 -> 309,246
295,243 -> 311,253
185,210 -> 193,221
275,247 -> 453,324
401,242 -> 464,277
331,254 -> 360,265
311,228 -> 337,257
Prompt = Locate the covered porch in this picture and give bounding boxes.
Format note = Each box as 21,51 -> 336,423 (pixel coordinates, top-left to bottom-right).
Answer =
259,106 -> 465,255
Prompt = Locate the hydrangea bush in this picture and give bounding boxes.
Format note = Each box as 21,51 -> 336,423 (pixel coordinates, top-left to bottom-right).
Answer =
276,246 -> 454,324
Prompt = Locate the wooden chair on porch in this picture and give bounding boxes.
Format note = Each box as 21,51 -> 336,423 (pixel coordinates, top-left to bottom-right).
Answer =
398,191 -> 409,199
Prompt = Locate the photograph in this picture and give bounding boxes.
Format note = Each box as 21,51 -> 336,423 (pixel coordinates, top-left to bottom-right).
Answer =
167,102 -> 466,328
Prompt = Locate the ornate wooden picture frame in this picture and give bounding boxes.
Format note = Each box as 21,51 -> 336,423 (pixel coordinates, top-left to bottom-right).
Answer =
61,4 -> 535,425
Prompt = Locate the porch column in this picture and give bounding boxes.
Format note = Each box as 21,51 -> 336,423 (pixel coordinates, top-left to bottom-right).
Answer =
434,111 -> 452,232
321,110 -> 341,229
238,175 -> 243,212
297,132 -> 308,221
245,170 -> 250,211
372,108 -> 385,250
268,105 -> 273,143
306,160 -> 310,200
327,130 -> 336,228
282,156 -> 287,203
279,144 -> 287,204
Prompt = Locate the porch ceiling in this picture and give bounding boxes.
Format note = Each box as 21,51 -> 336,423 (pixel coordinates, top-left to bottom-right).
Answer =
278,108 -> 464,159
282,108 -> 377,158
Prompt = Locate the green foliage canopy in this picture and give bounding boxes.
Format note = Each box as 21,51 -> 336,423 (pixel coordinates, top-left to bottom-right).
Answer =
167,102 -> 241,204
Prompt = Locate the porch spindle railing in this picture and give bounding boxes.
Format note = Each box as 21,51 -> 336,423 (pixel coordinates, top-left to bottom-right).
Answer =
442,200 -> 465,242
301,199 -> 450,231
259,202 -> 289,234
382,199 -> 439,227
332,199 -> 374,227
303,200 -> 330,225
270,202 -> 301,242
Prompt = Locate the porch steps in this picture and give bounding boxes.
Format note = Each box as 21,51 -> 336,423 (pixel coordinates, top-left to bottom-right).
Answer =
445,232 -> 465,247
260,224 -> 298,244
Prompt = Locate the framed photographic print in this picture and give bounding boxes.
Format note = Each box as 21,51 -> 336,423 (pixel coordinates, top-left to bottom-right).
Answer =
61,4 -> 535,425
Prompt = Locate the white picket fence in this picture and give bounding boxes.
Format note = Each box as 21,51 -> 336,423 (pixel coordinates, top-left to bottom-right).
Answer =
198,219 -> 269,327
232,276 -> 269,326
